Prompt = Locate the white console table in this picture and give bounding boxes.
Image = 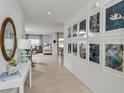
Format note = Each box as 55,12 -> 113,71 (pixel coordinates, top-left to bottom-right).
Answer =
0,62 -> 32,93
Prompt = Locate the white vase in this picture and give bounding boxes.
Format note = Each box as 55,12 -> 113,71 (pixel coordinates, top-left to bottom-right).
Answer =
7,65 -> 17,75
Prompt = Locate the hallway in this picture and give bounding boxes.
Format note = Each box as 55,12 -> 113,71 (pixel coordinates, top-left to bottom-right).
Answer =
25,55 -> 92,93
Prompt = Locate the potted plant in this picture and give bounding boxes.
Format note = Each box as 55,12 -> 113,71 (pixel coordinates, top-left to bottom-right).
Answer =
7,59 -> 18,75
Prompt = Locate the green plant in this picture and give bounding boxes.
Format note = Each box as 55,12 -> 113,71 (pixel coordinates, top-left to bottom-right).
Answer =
9,59 -> 18,67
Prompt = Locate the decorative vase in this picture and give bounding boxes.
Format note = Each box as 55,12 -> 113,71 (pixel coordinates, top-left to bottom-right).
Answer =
7,64 -> 17,75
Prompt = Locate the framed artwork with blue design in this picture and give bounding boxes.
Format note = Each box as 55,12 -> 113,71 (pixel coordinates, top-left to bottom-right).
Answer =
89,44 -> 99,64
88,8 -> 102,38
103,37 -> 124,79
87,38 -> 102,69
103,0 -> 124,36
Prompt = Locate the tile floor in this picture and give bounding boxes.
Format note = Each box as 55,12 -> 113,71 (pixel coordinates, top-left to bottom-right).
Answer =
25,55 -> 92,93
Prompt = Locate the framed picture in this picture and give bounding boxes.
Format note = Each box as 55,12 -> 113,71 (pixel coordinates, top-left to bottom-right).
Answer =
88,8 -> 102,38
79,41 -> 87,60
87,38 -> 101,68
103,37 -> 124,79
73,43 -> 77,56
68,27 -> 71,38
103,0 -> 124,36
73,24 -> 78,37
68,43 -> 71,53
79,19 -> 87,38
89,44 -> 100,64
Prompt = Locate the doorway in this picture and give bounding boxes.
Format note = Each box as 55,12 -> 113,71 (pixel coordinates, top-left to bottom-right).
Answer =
57,33 -> 64,65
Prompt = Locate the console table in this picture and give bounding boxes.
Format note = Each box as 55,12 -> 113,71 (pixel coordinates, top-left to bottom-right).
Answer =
0,62 -> 32,93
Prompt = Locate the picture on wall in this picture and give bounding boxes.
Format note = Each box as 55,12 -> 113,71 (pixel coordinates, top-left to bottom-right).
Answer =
79,43 -> 86,59
105,44 -> 123,72
73,24 -> 78,37
89,12 -> 100,33
68,43 -> 71,53
89,44 -> 99,64
106,0 -> 124,31
73,43 -> 77,56
68,27 -> 71,38
79,19 -> 86,36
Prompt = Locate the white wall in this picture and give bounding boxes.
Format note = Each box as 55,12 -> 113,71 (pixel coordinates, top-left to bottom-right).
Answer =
64,0 -> 124,93
52,33 -> 57,55
0,0 -> 24,73
25,22 -> 63,34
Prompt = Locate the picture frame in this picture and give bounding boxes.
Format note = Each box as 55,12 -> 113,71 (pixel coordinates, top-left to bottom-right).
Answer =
73,43 -> 77,56
87,38 -> 102,69
68,27 -> 71,38
103,0 -> 124,37
79,18 -> 87,38
68,43 -> 71,54
103,37 -> 124,79
88,8 -> 102,38
79,40 -> 87,61
73,24 -> 78,37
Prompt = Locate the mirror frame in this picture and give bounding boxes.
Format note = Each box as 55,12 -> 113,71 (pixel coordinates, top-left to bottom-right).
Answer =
0,17 -> 17,61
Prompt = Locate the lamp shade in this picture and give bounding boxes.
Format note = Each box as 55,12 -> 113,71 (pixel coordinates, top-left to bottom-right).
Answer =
17,39 -> 31,49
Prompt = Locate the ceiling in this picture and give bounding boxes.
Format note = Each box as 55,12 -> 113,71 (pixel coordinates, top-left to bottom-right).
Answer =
18,0 -> 87,25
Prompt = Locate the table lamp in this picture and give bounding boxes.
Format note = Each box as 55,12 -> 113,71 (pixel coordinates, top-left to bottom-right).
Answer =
17,39 -> 31,62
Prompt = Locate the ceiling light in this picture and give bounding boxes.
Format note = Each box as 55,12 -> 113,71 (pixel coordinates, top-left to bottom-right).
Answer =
48,12 -> 52,15
96,1 -> 100,7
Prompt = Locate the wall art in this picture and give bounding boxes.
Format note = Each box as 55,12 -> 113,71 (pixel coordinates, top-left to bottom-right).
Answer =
68,43 -> 71,53
89,12 -> 100,33
89,44 -> 100,64
88,8 -> 102,38
103,0 -> 124,36
79,42 -> 86,59
79,19 -> 86,37
103,37 -> 124,79
73,24 -> 78,37
106,0 -> 124,31
73,43 -> 77,56
68,27 -> 71,38
105,44 -> 123,72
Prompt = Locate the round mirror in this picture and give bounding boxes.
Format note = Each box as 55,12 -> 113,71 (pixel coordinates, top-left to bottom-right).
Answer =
1,17 -> 17,61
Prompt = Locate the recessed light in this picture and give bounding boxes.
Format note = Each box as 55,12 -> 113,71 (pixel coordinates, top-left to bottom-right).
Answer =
48,12 -> 52,15
96,1 -> 99,7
